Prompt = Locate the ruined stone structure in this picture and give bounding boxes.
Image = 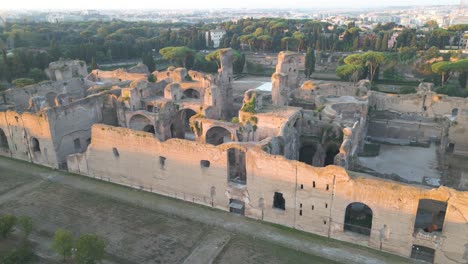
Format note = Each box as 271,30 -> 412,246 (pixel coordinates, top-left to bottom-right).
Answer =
1,50 -> 467,264
46,59 -> 88,81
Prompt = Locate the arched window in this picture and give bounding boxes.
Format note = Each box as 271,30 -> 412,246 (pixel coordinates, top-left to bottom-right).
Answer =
31,138 -> 41,153
0,129 -> 9,150
206,126 -> 232,146
344,202 -> 373,236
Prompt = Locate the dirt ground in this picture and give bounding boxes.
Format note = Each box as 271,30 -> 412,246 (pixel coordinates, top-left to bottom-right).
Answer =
359,144 -> 441,183
0,156 -> 417,264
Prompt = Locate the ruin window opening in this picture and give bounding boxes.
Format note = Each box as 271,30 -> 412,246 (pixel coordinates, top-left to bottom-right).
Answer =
324,143 -> 340,166
325,203 -> 328,208
446,143 -> 455,153
227,148 -> 246,185
31,138 -> 40,153
300,203 -> 302,208
324,220 -> 327,225
344,202 -> 373,236
273,192 -> 285,210
313,181 -> 316,188
0,129 -> 9,151
206,126 -> 232,146
299,144 -> 317,165
143,125 -> 156,134
176,109 -> 197,140
183,89 -> 200,99
73,138 -> 81,151
200,160 -> 210,168
300,184 -> 303,189
410,245 -> 435,263
326,184 -> 329,191
159,156 -> 166,169
112,148 -> 119,157
299,210 -> 302,216
452,108 -> 458,117
147,105 -> 154,112
229,198 -> 245,215
413,199 -> 447,234
312,205 -> 314,210
170,124 -> 176,138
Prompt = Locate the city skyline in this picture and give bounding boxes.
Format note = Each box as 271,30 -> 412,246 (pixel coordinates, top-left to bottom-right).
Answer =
0,0 -> 462,10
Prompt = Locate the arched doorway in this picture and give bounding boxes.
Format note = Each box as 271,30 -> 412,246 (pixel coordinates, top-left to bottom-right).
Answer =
344,202 -> 373,236
129,114 -> 153,132
206,126 -> 232,146
183,89 -> 200,99
31,137 -> 41,153
143,125 -> 155,134
0,129 -> 9,151
177,109 -> 197,140
299,144 -> 317,165
324,143 -> 340,166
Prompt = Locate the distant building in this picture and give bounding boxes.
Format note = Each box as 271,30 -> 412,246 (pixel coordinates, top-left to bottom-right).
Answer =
206,28 -> 226,48
388,32 -> 399,50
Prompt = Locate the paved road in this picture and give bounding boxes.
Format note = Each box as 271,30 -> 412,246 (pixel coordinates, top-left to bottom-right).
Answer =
0,156 -> 416,264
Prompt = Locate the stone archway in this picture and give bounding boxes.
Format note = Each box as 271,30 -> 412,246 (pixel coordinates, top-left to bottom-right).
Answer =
324,143 -> 340,166
344,202 -> 373,236
175,109 -> 197,140
206,126 -> 233,146
0,128 -> 9,151
128,114 -> 153,132
183,89 -> 200,99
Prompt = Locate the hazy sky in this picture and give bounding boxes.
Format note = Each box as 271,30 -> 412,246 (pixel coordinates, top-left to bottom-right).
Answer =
0,0 -> 461,10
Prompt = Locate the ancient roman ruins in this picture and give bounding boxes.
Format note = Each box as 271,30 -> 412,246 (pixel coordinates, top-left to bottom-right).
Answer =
0,49 -> 467,263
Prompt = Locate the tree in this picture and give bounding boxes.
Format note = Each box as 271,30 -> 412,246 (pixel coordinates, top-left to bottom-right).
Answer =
74,234 -> 105,264
51,229 -> 74,261
431,61 -> 451,85
90,57 -> 98,70
0,215 -> 17,238
17,216 -> 33,239
159,46 -> 195,69
361,51 -> 385,82
336,64 -> 364,84
381,32 -> 389,51
304,47 -> 316,79
142,53 -> 155,72
424,46 -> 440,60
281,37 -> 293,51
147,74 -> 156,83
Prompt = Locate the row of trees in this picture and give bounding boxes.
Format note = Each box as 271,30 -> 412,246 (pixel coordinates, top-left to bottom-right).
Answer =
0,214 -> 106,264
158,46 -> 246,74
1,20 -> 466,85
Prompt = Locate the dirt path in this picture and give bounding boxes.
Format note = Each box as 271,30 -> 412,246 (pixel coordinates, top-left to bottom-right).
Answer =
0,157 -> 416,264
182,229 -> 231,264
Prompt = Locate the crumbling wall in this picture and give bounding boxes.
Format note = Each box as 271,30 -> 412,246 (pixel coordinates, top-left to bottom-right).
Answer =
87,69 -> 148,83
67,124 -> 468,264
47,92 -> 113,168
46,60 -> 88,81
153,68 -> 187,83
0,110 -> 58,167
3,79 -> 89,111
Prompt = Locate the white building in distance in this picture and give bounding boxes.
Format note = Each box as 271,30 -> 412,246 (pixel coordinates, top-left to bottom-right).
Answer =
206,28 -> 226,48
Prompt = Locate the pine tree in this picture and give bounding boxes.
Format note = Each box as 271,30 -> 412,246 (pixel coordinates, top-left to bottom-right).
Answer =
305,47 -> 316,79
381,32 -> 389,51
90,57 -> 98,70
142,53 -> 155,72
374,35 -> 382,51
